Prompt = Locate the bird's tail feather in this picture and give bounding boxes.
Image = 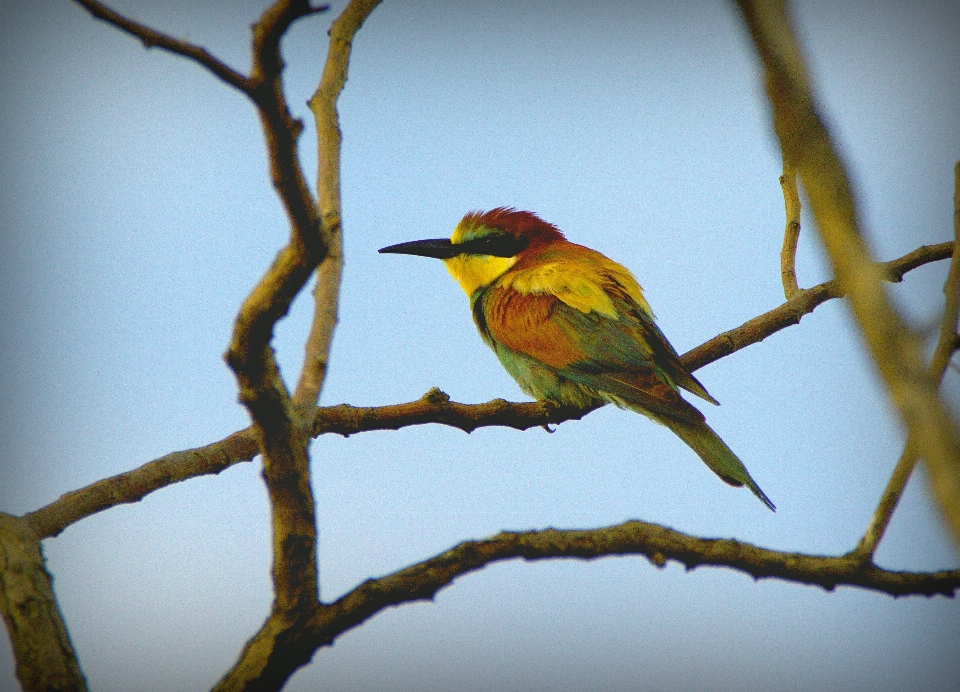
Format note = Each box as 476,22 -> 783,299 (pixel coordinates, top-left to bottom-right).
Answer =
658,416 -> 776,512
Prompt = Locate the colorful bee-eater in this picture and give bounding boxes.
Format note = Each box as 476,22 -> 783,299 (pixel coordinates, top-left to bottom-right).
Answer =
380,208 -> 775,511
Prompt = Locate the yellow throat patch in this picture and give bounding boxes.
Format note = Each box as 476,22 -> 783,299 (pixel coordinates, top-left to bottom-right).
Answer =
443,253 -> 518,297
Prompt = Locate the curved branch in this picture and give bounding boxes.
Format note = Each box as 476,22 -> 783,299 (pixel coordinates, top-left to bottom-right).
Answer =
683,241 -> 953,371
71,0 -> 253,95
215,2 -> 382,690
246,1 -> 329,265
306,520 -> 960,656
22,241 -> 953,541
223,0 -> 335,630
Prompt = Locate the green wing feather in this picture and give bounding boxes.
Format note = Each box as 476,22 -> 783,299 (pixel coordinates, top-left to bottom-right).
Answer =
657,416 -> 776,511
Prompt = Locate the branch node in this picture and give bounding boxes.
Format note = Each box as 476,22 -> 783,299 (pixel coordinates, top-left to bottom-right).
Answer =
424,388 -> 451,404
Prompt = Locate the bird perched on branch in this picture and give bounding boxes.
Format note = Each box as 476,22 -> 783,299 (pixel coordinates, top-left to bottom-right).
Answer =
380,208 -> 775,511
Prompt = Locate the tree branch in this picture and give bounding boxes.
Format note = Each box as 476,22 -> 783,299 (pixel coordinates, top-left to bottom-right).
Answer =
852,443 -> 919,562
22,241 -> 953,541
293,0 -> 382,411
736,0 -> 960,548
24,429 -> 259,540
313,388 -> 599,436
682,241 -> 953,372
303,520 -> 959,660
221,0 -> 332,634
214,2 -> 381,690
70,0 -> 253,95
779,161 -> 802,299
0,515 -> 87,692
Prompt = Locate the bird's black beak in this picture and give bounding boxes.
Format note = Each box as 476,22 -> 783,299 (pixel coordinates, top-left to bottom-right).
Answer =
378,238 -> 461,260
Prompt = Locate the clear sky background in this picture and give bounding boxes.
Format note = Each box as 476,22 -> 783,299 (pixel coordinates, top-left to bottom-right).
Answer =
1,1 -> 958,691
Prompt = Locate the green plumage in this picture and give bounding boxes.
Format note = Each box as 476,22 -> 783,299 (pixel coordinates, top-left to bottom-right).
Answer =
657,415 -> 776,511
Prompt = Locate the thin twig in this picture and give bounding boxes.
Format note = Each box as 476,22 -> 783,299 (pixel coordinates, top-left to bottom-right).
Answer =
71,0 -> 253,95
293,0 -> 382,410
851,444 -> 919,562
293,254 -> 342,410
22,241 -> 953,541
737,0 -> 960,547
779,162 -> 802,299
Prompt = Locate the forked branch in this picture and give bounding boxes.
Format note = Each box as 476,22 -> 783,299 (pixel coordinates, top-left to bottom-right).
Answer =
214,1 -> 381,689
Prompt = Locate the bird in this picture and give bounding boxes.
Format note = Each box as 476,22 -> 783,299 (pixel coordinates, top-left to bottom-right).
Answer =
379,208 -> 775,511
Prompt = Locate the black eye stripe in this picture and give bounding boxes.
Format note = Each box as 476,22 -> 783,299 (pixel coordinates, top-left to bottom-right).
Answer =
457,235 -> 529,257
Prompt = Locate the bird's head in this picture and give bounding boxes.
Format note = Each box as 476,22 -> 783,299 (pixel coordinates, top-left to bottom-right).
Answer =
379,207 -> 565,296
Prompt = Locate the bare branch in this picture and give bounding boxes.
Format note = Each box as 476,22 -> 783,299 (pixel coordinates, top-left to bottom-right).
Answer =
24,429 -> 259,540
223,0 -> 333,636
312,388 -> 598,437
0,515 -> 87,692
921,161 -> 960,528
215,2 -> 382,689
246,1 -> 329,262
779,162 -> 802,299
304,521 -> 959,658
294,0 -> 382,410
852,445 -> 920,562
21,241 -> 953,542
71,0 -> 253,95
736,0 -> 960,546
682,241 -> 953,372
293,255 -> 342,410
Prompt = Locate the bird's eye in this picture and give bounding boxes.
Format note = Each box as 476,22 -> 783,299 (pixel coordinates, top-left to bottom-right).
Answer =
462,234 -> 528,257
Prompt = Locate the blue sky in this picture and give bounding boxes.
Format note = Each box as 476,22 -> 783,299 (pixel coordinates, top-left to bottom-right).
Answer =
1,1 -> 958,690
